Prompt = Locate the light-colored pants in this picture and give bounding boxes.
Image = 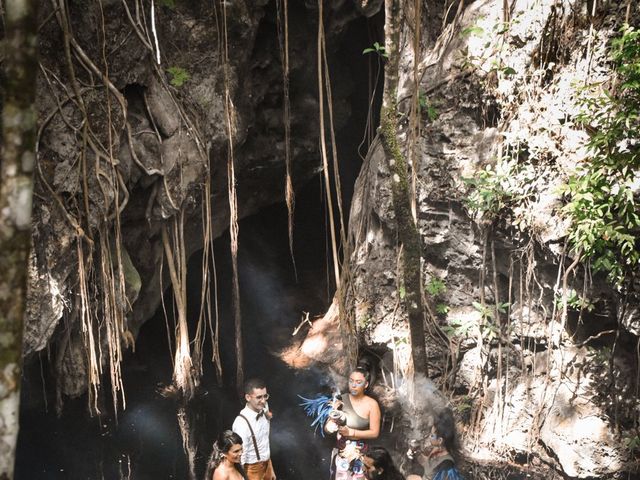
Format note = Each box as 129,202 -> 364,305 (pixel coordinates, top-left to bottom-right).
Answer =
244,459 -> 275,480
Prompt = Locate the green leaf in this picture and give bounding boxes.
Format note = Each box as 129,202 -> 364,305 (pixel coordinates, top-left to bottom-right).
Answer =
418,93 -> 428,109
427,105 -> 439,122
436,304 -> 450,315
426,277 -> 446,296
498,302 -> 510,313
363,42 -> 388,58
441,325 -> 455,337
461,25 -> 485,37
167,66 -> 190,87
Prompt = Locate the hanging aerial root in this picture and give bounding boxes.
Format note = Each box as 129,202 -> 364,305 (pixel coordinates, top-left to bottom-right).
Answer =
162,216 -> 197,400
317,0 -> 341,290
177,406 -> 198,480
221,0 -> 244,390
276,0 -> 298,280
76,237 -> 101,415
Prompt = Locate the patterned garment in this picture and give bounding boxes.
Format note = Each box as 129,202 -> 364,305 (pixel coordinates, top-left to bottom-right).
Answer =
331,441 -> 368,480
431,459 -> 464,480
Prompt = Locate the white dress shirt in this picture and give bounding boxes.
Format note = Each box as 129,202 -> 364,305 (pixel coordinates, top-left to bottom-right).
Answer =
232,405 -> 271,464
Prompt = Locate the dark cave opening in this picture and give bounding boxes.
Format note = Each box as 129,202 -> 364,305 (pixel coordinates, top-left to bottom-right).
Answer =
15,3 -> 385,479
14,180 -> 354,480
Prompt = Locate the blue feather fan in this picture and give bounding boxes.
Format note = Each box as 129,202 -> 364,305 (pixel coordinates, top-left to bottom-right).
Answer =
298,394 -> 333,437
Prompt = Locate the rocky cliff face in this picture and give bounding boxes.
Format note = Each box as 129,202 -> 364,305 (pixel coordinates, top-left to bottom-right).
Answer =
332,0 -> 638,477
25,0 -> 639,478
27,0 -> 366,399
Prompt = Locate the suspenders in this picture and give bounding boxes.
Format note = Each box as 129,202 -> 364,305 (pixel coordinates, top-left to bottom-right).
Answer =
238,413 -> 261,461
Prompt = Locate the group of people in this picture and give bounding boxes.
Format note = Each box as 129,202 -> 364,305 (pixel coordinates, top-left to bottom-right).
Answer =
206,378 -> 275,480
323,365 -> 462,480
205,368 -> 462,480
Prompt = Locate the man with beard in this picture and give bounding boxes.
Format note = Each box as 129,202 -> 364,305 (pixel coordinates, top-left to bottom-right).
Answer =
405,412 -> 464,480
362,447 -> 405,480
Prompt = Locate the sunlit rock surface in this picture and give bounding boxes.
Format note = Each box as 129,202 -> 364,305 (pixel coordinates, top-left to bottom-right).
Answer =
307,0 -> 638,477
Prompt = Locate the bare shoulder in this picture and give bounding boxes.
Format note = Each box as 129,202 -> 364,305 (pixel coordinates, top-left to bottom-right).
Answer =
212,467 -> 229,480
365,395 -> 380,408
365,396 -> 380,416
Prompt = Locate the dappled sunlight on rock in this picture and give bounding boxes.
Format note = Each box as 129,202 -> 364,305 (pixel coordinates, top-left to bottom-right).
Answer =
280,300 -> 346,371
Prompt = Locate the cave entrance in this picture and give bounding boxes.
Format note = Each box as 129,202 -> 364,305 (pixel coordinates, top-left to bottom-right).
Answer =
15,2 -> 384,479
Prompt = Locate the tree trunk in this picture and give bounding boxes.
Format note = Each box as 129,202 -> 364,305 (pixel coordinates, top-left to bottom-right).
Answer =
380,0 -> 427,376
0,0 -> 38,477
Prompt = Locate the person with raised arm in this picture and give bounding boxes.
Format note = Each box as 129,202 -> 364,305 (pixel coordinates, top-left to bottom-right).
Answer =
325,361 -> 381,479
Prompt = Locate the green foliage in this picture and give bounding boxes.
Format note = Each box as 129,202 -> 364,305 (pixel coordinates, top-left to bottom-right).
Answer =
563,25 -> 640,287
442,317 -> 475,338
418,92 -> 427,109
418,92 -> 439,122
426,276 -> 446,296
497,301 -> 510,314
471,302 -> 493,320
472,300 -> 509,319
464,149 -> 542,229
442,301 -> 510,339
394,335 -> 409,346
488,59 -> 517,77
425,104 -> 438,122
587,345 -> 612,365
399,285 -> 406,299
624,433 -> 640,453
472,301 -> 509,341
426,276 -> 448,315
358,314 -> 372,330
481,322 -> 500,342
436,303 -> 450,315
167,66 -> 190,87
158,0 -> 176,8
555,289 -> 595,312
494,22 -> 510,35
461,25 -> 484,37
363,42 -> 388,59
463,160 -> 516,220
454,395 -> 473,418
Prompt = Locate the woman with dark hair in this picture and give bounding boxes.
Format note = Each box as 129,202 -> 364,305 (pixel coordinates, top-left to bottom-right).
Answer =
362,446 -> 405,480
205,430 -> 248,480
325,359 -> 381,479
406,410 -> 463,480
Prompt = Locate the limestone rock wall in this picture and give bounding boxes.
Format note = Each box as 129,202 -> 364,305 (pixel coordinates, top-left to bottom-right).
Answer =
27,0 -> 361,398
341,0 -> 638,477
